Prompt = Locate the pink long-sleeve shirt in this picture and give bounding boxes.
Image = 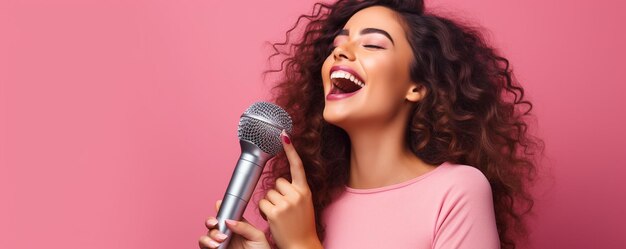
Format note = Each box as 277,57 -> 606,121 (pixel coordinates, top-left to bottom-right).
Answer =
321,162 -> 500,249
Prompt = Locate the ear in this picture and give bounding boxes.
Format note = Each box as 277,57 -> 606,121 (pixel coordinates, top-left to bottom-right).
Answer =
405,83 -> 426,103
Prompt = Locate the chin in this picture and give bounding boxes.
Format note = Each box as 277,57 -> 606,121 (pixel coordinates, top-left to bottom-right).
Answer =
322,106 -> 349,128
322,105 -> 365,131
322,107 -> 340,123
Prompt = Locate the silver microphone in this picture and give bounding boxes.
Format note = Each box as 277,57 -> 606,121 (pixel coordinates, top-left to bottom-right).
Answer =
216,102 -> 292,249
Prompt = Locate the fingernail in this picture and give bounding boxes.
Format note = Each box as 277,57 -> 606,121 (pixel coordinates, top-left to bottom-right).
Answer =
207,218 -> 218,227
225,219 -> 237,226
208,240 -> 220,248
215,232 -> 228,240
281,130 -> 291,144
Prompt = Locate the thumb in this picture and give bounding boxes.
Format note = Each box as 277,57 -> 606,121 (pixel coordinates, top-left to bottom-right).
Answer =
215,199 -> 251,223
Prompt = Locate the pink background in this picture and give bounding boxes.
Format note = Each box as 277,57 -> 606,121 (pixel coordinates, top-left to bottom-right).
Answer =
1,0 -> 625,248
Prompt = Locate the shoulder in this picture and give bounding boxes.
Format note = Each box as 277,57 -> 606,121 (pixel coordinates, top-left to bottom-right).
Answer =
431,162 -> 500,248
435,162 -> 493,199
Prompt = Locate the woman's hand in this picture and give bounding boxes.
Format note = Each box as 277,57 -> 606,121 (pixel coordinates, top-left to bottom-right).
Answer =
199,200 -> 270,249
259,131 -> 323,249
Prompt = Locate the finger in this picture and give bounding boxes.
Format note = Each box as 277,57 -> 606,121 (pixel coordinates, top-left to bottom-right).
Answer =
259,198 -> 274,220
210,200 -> 254,230
204,200 -> 222,230
214,200 -> 222,212
240,216 -> 250,224
199,235 -> 221,249
225,219 -> 266,242
265,189 -> 286,206
280,130 -> 308,188
275,177 -> 298,196
209,228 -> 229,243
205,216 -> 218,230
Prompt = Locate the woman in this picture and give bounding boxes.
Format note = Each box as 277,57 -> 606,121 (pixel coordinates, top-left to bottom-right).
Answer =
200,0 -> 542,248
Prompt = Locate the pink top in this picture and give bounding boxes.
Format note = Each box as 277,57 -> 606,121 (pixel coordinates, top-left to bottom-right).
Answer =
321,162 -> 500,249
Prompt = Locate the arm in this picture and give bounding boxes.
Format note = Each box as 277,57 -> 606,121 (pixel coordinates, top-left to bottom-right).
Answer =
432,167 -> 500,249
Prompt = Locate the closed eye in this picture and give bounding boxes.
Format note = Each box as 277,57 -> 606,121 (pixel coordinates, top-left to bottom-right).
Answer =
364,44 -> 384,49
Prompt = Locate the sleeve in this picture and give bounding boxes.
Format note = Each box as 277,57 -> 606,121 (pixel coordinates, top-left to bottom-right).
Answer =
432,167 -> 500,249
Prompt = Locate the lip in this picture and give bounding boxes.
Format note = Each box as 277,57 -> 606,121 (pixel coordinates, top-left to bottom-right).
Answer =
326,87 -> 362,101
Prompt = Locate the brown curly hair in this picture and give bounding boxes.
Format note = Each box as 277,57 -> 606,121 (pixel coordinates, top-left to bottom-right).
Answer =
259,0 -> 543,248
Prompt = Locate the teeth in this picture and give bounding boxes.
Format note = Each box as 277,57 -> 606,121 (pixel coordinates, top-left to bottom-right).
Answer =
330,70 -> 365,87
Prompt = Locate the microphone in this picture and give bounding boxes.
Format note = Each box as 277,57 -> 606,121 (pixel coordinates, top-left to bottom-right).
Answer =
216,102 -> 292,249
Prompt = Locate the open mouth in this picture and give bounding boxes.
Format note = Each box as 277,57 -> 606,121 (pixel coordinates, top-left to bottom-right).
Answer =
328,67 -> 365,100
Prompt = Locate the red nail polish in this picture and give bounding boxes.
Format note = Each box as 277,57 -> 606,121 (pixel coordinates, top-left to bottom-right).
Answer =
281,133 -> 291,144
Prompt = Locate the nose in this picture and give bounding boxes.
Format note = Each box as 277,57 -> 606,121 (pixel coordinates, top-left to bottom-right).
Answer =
332,43 -> 355,61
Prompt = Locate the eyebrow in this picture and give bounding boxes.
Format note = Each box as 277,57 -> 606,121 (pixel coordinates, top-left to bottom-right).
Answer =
338,28 -> 395,45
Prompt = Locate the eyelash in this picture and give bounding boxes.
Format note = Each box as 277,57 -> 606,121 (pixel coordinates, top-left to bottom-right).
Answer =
363,44 -> 384,49
329,44 -> 384,51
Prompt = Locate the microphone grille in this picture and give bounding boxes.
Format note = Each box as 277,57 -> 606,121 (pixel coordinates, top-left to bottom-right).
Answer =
237,102 -> 293,156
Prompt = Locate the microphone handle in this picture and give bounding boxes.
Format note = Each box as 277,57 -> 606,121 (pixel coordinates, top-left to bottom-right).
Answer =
216,140 -> 272,249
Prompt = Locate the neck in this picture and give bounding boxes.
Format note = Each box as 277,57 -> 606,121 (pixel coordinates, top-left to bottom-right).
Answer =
343,111 -> 436,189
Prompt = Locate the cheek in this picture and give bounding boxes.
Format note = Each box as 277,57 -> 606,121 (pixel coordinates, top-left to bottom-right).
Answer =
362,56 -> 408,96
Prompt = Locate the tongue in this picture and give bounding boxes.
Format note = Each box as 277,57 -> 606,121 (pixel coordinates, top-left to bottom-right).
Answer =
333,78 -> 361,93
330,87 -> 343,94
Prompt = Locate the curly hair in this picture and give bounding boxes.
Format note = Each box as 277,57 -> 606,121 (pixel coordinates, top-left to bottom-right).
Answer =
259,0 -> 543,248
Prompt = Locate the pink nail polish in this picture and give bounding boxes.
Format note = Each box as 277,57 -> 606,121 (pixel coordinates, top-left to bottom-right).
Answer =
207,218 -> 218,227
208,240 -> 220,248
215,233 -> 228,240
225,219 -> 237,226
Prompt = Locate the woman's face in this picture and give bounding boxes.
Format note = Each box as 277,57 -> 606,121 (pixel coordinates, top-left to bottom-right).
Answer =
321,6 -> 419,130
